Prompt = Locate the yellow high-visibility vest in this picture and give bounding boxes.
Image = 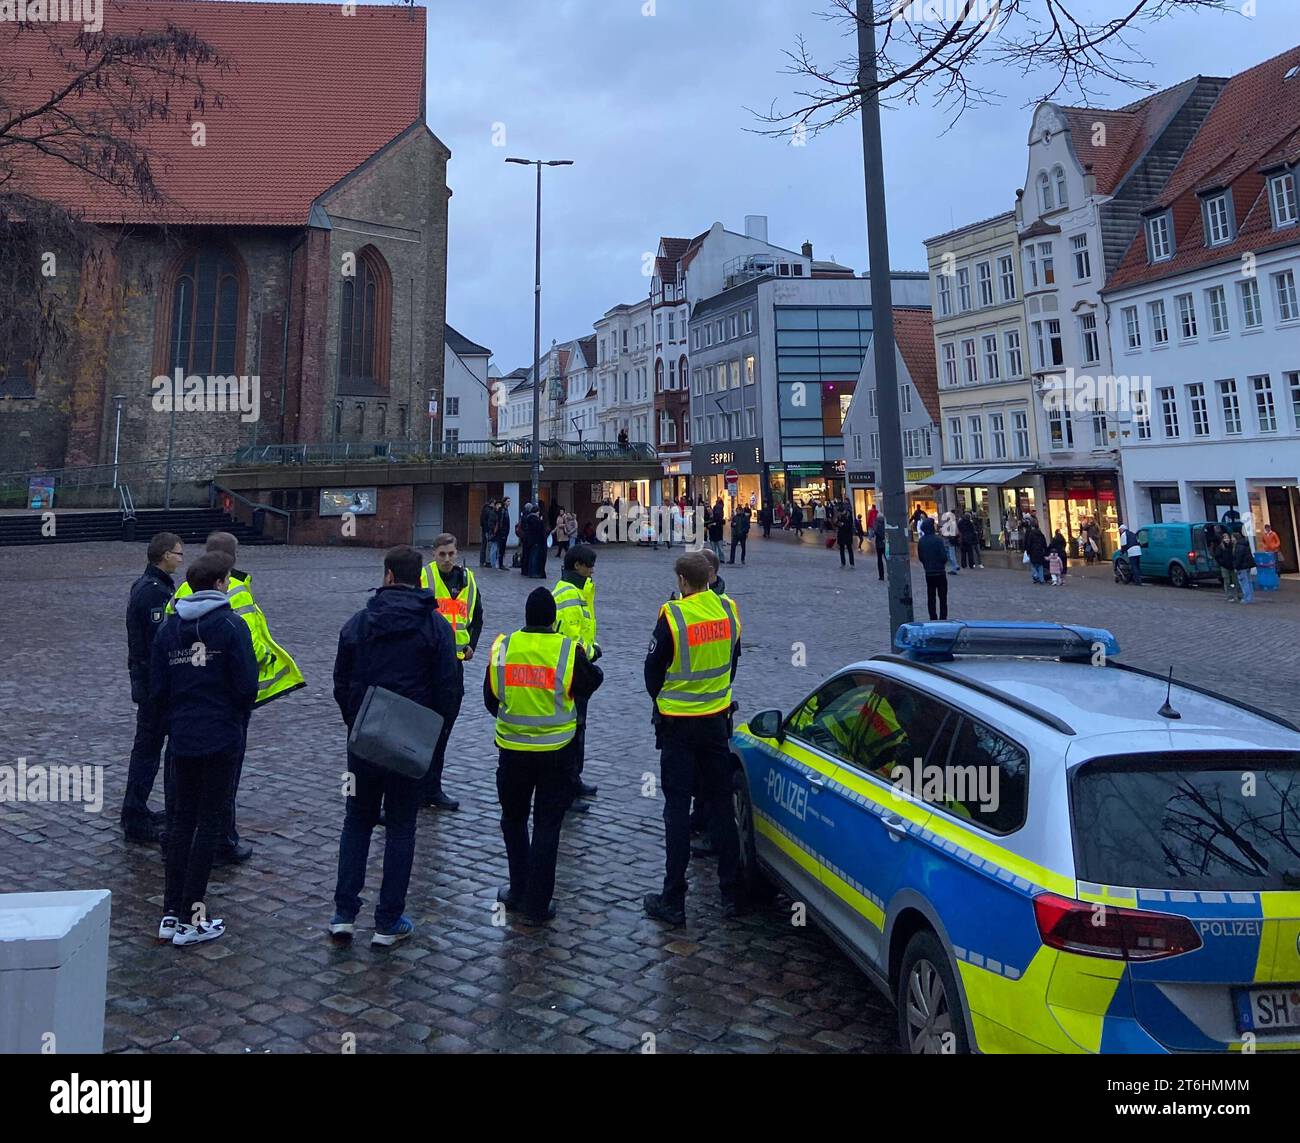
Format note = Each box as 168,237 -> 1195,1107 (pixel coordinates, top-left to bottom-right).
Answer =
420,563 -> 477,660
655,589 -> 739,717
552,579 -> 594,654
169,573 -> 304,705
488,630 -> 578,752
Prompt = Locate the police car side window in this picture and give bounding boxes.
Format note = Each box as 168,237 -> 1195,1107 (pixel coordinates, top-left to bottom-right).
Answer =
933,718 -> 1029,834
849,679 -> 949,779
784,673 -> 878,765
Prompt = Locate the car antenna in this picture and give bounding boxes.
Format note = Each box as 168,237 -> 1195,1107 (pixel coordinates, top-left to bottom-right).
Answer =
1158,666 -> 1181,721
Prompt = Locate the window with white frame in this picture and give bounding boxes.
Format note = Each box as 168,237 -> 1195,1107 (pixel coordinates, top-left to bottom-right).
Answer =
703,324 -> 712,347
743,309 -> 753,334
1147,213 -> 1172,261
1054,165 -> 1068,209
983,334 -> 1000,380
1091,407 -> 1108,449
852,433 -> 862,460
1134,387 -> 1152,440
977,261 -> 993,307
1176,293 -> 1198,340
1204,193 -> 1232,246
691,328 -> 700,351
968,415 -> 985,460
668,312 -> 676,342
937,274 -> 952,316
1122,305 -> 1142,349
903,428 -> 922,460
1188,383 -> 1209,437
744,355 -> 755,385
1274,269 -> 1299,321
1040,242 -> 1055,285
1252,374 -> 1278,432
445,396 -> 460,416
1012,409 -> 1030,457
962,338 -> 979,384
1071,234 -> 1091,281
1206,285 -> 1229,334
948,417 -> 964,461
694,415 -> 703,442
1218,378 -> 1242,434
1047,404 -> 1073,449
1003,329 -> 1023,377
901,383 -> 913,415
998,253 -> 1016,301
1270,171 -> 1298,228
870,432 -> 879,458
1239,278 -> 1263,328
655,314 -> 663,346
705,415 -> 716,440
1159,386 -> 1180,438
1038,170 -> 1053,212
1079,312 -> 1100,363
660,413 -> 676,445
957,267 -> 972,311
1032,319 -> 1063,368
444,427 -> 459,448
744,408 -> 755,437
730,359 -> 741,388
1289,371 -> 1300,430
1149,299 -> 1169,345
942,342 -> 958,386
692,369 -> 702,396
989,412 -> 1007,459
867,388 -> 877,418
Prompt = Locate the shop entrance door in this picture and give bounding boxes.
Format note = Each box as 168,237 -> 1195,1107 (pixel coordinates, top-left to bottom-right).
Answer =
1266,486 -> 1299,574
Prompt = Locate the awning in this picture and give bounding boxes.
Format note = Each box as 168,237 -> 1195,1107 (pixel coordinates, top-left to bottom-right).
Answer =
923,467 -> 987,486
964,464 -> 1035,486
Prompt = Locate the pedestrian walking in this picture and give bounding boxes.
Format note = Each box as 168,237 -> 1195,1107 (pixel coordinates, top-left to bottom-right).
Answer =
487,588 -> 603,925
643,554 -> 742,927
418,533 -> 483,810
872,512 -> 887,580
957,512 -> 977,570
708,502 -> 726,562
552,545 -> 601,813
494,497 -> 512,569
758,504 -> 772,539
151,552 -> 258,946
1232,526 -> 1257,604
329,546 -> 462,946
854,513 -> 866,552
122,531 -> 184,845
1026,524 -> 1049,585
1049,529 -> 1069,583
917,518 -> 948,621
791,502 -> 804,538
836,511 -> 855,568
1119,522 -> 1143,586
1047,550 -> 1063,586
940,510 -> 961,574
729,506 -> 750,565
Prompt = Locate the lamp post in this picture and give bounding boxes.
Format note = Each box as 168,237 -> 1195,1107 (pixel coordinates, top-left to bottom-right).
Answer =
428,386 -> 437,456
506,156 -> 573,504
111,394 -> 126,490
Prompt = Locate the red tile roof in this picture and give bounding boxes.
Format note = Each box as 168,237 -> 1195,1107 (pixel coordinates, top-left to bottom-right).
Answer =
1106,45 -> 1300,292
5,1 -> 428,226
891,308 -> 938,422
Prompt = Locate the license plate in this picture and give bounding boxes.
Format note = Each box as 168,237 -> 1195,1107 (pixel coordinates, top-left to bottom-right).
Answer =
1234,985 -> 1300,1033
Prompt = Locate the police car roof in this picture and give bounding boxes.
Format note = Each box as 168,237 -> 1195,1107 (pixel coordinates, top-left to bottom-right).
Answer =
854,655 -> 1300,761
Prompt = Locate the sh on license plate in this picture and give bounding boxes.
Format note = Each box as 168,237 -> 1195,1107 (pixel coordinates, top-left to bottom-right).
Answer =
1234,985 -> 1300,1033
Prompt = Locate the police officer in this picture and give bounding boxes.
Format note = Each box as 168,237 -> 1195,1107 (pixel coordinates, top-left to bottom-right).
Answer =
122,531 -> 184,844
417,532 -> 483,810
486,588 -> 603,925
169,532 -> 304,862
552,544 -> 601,813
643,553 -> 743,926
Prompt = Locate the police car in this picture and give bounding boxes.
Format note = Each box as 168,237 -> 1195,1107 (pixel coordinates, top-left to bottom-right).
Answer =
729,621 -> 1300,1054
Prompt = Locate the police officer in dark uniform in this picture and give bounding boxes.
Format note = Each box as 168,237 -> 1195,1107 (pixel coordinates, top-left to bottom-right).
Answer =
122,532 -> 184,844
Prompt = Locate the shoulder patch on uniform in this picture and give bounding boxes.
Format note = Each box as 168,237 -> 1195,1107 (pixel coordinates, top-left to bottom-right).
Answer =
150,607 -> 165,624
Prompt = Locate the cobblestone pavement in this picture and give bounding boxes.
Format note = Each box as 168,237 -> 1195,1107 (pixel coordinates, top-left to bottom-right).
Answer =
1,536 -> 1296,1054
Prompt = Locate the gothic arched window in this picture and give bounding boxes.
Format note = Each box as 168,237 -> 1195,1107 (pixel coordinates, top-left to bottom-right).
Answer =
164,247 -> 246,375
338,246 -> 392,393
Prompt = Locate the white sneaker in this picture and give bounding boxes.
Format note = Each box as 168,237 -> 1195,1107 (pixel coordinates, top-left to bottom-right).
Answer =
172,918 -> 225,947
157,916 -> 180,942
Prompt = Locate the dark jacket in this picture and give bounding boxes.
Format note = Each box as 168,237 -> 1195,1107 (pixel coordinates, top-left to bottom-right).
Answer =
836,516 -> 853,544
482,628 -> 604,718
708,514 -> 724,542
480,503 -> 498,536
1025,528 -> 1048,563
495,510 -> 511,541
1232,537 -> 1256,572
149,591 -> 258,756
917,532 -> 948,575
126,563 -> 176,703
872,517 -> 886,544
957,516 -> 976,544
522,511 -> 546,545
1215,537 -> 1236,570
731,512 -> 750,539
333,585 -> 462,731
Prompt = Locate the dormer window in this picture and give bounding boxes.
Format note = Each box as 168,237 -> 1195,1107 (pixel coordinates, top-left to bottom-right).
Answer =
1203,192 -> 1233,246
1269,170 -> 1298,228
1147,213 -> 1173,262
1054,165 -> 1068,209
1037,171 -> 1053,212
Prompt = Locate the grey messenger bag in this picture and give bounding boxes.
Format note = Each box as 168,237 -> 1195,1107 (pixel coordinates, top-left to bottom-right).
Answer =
347,685 -> 444,779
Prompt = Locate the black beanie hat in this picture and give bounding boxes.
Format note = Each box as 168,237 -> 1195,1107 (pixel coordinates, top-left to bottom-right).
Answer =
525,587 -> 557,628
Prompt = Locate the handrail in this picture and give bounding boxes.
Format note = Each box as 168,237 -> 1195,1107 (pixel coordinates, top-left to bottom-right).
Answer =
0,454 -> 232,492
212,481 -> 292,544
118,483 -> 136,520
227,439 -> 659,466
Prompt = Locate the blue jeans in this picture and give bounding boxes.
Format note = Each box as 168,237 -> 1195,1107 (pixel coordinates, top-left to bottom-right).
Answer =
333,753 -> 420,928
1031,560 -> 1045,583
946,541 -> 960,572
1239,569 -> 1254,602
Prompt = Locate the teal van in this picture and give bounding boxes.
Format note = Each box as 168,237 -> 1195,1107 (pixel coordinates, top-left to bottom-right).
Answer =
1113,521 -> 1222,587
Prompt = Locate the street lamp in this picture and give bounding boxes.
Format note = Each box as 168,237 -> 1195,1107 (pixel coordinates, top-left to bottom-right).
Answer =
111,393 -> 126,490
428,385 -> 437,456
506,156 -> 574,504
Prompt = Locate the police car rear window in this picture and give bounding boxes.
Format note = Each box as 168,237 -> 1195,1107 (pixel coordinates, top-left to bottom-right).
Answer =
1071,752 -> 1300,892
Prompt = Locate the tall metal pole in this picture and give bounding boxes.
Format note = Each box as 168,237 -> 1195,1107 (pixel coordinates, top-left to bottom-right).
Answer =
531,160 -> 543,506
112,395 -> 125,490
164,395 -> 176,510
857,0 -> 913,636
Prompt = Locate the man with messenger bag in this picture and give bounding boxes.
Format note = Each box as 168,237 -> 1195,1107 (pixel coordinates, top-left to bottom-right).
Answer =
329,545 -> 462,946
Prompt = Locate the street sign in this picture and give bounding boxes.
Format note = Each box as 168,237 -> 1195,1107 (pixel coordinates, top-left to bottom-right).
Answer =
725,467 -> 739,497
427,399 -> 437,418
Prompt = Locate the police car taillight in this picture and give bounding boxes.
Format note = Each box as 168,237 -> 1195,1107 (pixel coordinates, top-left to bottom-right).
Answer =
1032,893 -> 1202,962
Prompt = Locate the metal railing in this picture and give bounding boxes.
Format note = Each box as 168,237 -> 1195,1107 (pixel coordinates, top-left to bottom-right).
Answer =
118,483 -> 136,520
0,454 -> 227,508
212,482 -> 292,544
228,439 -> 659,466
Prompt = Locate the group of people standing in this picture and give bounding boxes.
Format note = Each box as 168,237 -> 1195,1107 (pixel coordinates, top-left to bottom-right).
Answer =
478,497 -> 581,578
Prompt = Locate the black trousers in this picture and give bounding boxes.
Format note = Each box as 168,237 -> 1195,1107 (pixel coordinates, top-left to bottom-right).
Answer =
479,534 -> 493,566
417,662 -> 463,801
572,693 -> 589,791
164,748 -> 241,921
659,714 -> 740,910
122,700 -> 167,831
925,572 -> 949,620
876,542 -> 886,580
497,744 -> 574,917
221,711 -> 251,850
729,536 -> 747,564
839,541 -> 854,566
960,542 -> 975,569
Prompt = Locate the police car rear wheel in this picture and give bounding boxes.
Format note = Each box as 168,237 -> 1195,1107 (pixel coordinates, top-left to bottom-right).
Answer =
732,767 -> 775,904
898,931 -> 969,1054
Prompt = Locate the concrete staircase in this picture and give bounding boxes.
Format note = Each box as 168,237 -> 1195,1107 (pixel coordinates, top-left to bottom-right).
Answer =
0,507 -> 275,547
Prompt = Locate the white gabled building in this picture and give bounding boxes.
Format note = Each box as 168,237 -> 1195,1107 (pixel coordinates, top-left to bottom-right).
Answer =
593,299 -> 654,446
443,324 -> 492,450
1103,45 -> 1300,574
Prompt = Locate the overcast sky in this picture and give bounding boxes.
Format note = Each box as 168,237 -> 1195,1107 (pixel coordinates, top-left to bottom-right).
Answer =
428,0 -> 1295,369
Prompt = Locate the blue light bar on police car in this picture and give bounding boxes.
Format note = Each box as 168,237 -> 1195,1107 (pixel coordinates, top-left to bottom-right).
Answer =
893,620 -> 1120,662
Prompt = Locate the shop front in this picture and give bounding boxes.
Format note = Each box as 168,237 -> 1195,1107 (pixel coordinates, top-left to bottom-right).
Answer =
765,459 -> 847,515
691,440 -> 763,511
924,465 -> 1041,550
658,459 -> 690,507
1043,470 -> 1119,560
